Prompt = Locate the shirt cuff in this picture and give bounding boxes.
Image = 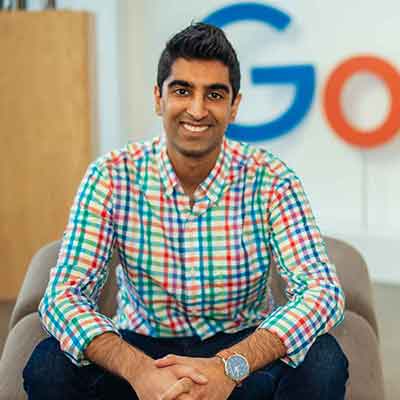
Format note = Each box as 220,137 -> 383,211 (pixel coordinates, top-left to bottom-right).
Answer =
257,305 -> 345,368
59,312 -> 121,367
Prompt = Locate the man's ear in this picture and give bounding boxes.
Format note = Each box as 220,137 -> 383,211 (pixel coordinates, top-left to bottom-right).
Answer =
229,93 -> 242,123
154,85 -> 162,116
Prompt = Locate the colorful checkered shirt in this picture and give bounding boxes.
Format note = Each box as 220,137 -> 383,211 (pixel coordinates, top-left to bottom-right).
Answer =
39,135 -> 345,368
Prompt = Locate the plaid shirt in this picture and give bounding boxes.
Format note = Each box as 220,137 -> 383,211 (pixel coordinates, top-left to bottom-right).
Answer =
39,135 -> 344,368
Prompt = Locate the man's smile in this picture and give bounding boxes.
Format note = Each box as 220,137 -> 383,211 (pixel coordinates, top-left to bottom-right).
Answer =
179,119 -> 214,136
181,122 -> 211,133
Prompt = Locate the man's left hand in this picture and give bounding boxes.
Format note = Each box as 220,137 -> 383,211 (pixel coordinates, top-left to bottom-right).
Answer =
154,354 -> 236,400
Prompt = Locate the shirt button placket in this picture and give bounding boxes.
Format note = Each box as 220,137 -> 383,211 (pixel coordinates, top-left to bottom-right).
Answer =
186,219 -> 197,278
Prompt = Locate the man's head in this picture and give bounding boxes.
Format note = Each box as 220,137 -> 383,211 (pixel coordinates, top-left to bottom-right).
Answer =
154,23 -> 242,162
157,23 -> 241,103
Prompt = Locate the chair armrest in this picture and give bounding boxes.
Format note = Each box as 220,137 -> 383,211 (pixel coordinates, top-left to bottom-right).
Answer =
331,310 -> 384,400
324,236 -> 379,337
0,313 -> 48,400
8,240 -> 61,331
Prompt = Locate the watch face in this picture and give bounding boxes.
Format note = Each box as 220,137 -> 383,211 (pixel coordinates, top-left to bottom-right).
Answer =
226,354 -> 249,381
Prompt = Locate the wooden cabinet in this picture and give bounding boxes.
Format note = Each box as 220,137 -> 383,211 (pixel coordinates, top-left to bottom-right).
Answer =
0,11 -> 94,300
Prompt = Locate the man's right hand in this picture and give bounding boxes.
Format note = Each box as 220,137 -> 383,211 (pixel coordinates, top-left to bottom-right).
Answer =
129,357 -> 208,400
85,332 -> 208,400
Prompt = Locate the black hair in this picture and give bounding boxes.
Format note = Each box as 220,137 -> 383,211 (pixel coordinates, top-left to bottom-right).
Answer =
157,22 -> 241,102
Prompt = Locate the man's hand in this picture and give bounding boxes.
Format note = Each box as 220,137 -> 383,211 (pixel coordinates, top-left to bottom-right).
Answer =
154,355 -> 236,400
85,333 -> 208,400
129,357 -> 209,400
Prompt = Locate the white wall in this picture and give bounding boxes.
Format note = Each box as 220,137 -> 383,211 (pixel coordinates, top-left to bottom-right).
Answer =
61,1 -> 398,284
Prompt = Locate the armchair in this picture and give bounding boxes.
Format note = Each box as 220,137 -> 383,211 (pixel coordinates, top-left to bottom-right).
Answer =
0,237 -> 385,399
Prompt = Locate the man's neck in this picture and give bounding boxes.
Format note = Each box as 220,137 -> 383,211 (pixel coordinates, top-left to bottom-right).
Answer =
166,145 -> 221,198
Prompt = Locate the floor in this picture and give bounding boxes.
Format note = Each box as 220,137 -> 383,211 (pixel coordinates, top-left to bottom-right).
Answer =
0,283 -> 399,399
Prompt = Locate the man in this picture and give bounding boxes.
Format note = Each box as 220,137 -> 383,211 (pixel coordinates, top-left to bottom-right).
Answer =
23,23 -> 348,399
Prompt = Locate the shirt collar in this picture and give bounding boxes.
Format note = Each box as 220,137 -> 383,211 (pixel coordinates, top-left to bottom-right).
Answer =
157,135 -> 228,204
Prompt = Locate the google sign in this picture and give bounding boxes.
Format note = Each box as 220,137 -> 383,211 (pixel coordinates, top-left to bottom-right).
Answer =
204,2 -> 400,149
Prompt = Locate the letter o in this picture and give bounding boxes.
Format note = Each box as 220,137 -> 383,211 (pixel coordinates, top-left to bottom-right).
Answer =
323,55 -> 400,148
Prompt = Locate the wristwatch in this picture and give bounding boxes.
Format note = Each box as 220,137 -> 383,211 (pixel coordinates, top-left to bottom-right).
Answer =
216,352 -> 250,385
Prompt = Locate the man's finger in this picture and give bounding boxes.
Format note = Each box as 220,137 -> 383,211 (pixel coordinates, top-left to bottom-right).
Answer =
161,377 -> 193,400
155,354 -> 181,367
154,357 -> 176,367
170,364 -> 208,384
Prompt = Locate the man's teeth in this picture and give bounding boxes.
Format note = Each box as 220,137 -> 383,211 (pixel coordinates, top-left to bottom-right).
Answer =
183,123 -> 209,132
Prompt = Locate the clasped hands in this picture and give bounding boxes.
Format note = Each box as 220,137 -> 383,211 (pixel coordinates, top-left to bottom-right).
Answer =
131,354 -> 236,400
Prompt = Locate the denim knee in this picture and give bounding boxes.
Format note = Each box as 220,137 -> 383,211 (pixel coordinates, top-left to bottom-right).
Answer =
307,333 -> 349,379
23,338 -> 60,387
299,334 -> 348,396
23,337 -> 93,399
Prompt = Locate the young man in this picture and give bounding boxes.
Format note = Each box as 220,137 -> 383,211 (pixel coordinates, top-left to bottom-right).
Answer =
23,23 -> 348,400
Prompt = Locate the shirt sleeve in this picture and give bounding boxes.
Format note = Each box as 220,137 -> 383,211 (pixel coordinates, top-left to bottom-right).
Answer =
258,174 -> 345,368
38,161 -> 120,366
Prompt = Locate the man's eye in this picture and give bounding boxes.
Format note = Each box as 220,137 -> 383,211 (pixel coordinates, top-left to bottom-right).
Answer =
208,92 -> 223,100
175,88 -> 189,96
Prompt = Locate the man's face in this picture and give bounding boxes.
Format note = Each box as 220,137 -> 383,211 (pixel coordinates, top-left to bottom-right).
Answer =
154,58 -> 241,161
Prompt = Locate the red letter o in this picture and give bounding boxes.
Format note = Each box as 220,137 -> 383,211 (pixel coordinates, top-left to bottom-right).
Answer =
323,55 -> 400,148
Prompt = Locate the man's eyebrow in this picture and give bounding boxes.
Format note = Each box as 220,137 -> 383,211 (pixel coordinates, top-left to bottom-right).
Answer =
167,80 -> 193,89
167,80 -> 231,94
207,83 -> 230,94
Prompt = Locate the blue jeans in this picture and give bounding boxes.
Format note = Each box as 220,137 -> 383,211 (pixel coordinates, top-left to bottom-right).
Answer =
23,327 -> 348,399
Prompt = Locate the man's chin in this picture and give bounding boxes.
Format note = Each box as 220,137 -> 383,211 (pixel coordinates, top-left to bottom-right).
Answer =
177,146 -> 212,159
168,135 -> 223,160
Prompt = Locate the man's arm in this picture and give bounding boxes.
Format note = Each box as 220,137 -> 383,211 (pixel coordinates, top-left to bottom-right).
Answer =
215,328 -> 286,373
257,173 -> 345,367
84,332 -> 149,383
39,162 -> 120,366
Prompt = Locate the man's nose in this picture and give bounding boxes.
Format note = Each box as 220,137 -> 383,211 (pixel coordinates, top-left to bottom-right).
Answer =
187,94 -> 209,120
